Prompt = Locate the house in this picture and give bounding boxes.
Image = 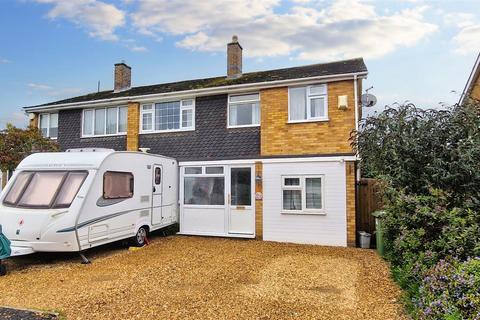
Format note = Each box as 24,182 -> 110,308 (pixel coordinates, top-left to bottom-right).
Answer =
460,52 -> 480,104
23,36 -> 368,247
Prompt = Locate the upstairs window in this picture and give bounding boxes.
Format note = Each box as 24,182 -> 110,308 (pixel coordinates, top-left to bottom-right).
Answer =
39,113 -> 58,139
141,99 -> 195,133
82,106 -> 127,137
289,84 -> 328,122
228,93 -> 260,127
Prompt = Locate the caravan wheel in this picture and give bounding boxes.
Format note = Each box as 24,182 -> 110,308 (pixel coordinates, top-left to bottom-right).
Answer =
132,226 -> 148,247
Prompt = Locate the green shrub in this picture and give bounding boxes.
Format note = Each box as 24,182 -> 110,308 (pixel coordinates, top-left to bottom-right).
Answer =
353,101 -> 480,319
416,258 -> 480,320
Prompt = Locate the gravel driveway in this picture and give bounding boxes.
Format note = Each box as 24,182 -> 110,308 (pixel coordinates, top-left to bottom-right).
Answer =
0,234 -> 405,319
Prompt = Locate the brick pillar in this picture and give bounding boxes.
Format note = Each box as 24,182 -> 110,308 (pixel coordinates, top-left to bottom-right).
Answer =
28,113 -> 39,128
346,161 -> 357,247
255,161 -> 263,239
127,102 -> 140,151
1,171 -> 8,188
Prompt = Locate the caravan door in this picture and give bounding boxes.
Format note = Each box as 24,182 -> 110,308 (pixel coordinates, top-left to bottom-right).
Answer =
151,165 -> 163,225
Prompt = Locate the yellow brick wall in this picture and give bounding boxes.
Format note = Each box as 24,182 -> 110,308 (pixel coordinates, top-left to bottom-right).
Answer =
260,80 -> 356,156
255,162 -> 263,239
127,102 -> 140,151
471,76 -> 480,100
345,161 -> 356,247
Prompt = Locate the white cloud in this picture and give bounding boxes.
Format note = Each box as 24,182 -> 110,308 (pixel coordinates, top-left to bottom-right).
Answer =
28,83 -> 82,97
453,25 -> 480,54
130,0 -> 437,60
444,12 -> 480,55
0,58 -> 11,64
33,0 -> 125,40
28,83 -> 52,90
443,12 -> 475,28
130,45 -> 148,52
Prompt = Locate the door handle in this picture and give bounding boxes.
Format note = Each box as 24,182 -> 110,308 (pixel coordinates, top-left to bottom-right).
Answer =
153,186 -> 156,192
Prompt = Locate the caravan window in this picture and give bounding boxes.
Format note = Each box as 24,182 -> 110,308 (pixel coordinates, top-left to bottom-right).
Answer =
54,172 -> 88,208
3,172 -> 32,205
103,171 -> 134,199
3,171 -> 88,208
19,172 -> 66,207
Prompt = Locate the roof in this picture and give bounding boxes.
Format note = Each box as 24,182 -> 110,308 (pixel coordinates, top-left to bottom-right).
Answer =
25,58 -> 367,109
460,52 -> 480,105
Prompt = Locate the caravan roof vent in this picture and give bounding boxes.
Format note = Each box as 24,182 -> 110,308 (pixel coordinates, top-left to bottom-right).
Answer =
66,148 -> 115,153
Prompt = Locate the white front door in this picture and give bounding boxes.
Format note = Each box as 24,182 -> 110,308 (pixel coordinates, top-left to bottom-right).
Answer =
228,166 -> 255,235
152,164 -> 163,225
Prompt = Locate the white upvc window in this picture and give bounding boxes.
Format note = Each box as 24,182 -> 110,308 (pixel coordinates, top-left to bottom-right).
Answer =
228,93 -> 260,127
288,84 -> 328,122
38,113 -> 58,139
82,106 -> 127,137
281,175 -> 324,214
183,166 -> 225,206
140,99 -> 195,133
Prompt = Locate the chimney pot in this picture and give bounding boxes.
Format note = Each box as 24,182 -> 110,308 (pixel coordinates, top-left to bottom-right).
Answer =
114,62 -> 131,92
227,35 -> 242,79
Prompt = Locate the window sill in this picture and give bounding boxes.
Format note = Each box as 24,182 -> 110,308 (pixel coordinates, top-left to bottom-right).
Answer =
140,128 -> 195,135
281,210 -> 326,216
287,118 -> 329,124
227,124 -> 260,129
81,133 -> 127,138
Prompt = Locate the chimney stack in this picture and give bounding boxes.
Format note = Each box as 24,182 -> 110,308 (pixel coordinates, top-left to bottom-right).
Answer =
227,35 -> 242,79
114,62 -> 131,92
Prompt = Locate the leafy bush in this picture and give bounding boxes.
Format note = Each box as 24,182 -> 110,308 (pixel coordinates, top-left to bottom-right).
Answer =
0,123 -> 59,172
416,258 -> 480,320
354,101 -> 480,319
352,102 -> 480,206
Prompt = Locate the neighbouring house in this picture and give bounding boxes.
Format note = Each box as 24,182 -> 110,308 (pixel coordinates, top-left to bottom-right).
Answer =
23,36 -> 367,247
460,52 -> 480,104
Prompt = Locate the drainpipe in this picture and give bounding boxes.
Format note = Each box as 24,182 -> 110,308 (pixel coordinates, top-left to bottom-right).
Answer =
353,74 -> 361,181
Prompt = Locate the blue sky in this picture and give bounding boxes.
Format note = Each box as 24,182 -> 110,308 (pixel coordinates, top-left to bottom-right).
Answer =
0,0 -> 479,128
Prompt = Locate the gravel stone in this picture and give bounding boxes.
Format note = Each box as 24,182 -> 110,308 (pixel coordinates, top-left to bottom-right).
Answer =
0,235 -> 406,319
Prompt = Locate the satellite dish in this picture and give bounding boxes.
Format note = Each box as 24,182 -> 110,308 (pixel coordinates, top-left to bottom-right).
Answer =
361,93 -> 377,107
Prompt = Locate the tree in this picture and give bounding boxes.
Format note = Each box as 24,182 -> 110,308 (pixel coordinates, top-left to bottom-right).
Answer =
351,102 -> 480,203
0,124 -> 59,172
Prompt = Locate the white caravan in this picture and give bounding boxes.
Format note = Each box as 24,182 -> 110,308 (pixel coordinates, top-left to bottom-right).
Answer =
0,149 -> 178,257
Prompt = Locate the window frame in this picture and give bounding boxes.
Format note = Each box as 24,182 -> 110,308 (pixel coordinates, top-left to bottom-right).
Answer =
183,165 -> 226,208
227,92 -> 261,128
2,170 -> 88,209
281,175 -> 325,215
38,112 -> 59,139
102,171 -> 134,200
140,99 -> 195,134
81,106 -> 128,138
287,84 -> 329,123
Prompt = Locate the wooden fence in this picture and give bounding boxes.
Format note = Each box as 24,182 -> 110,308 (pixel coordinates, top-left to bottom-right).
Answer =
356,178 -> 383,246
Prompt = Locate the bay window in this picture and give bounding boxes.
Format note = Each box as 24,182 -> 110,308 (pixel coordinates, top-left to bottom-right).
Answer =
228,93 -> 260,127
39,113 -> 58,139
82,106 -> 127,137
282,175 -> 324,214
141,99 -> 195,133
288,84 -> 328,122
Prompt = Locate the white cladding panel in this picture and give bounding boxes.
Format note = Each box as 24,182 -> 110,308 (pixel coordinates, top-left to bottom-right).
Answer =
263,161 -> 347,246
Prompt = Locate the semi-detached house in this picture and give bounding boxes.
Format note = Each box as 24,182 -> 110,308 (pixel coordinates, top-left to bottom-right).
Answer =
24,36 -> 368,247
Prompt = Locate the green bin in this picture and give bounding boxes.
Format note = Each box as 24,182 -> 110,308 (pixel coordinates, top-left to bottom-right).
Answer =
371,211 -> 386,256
